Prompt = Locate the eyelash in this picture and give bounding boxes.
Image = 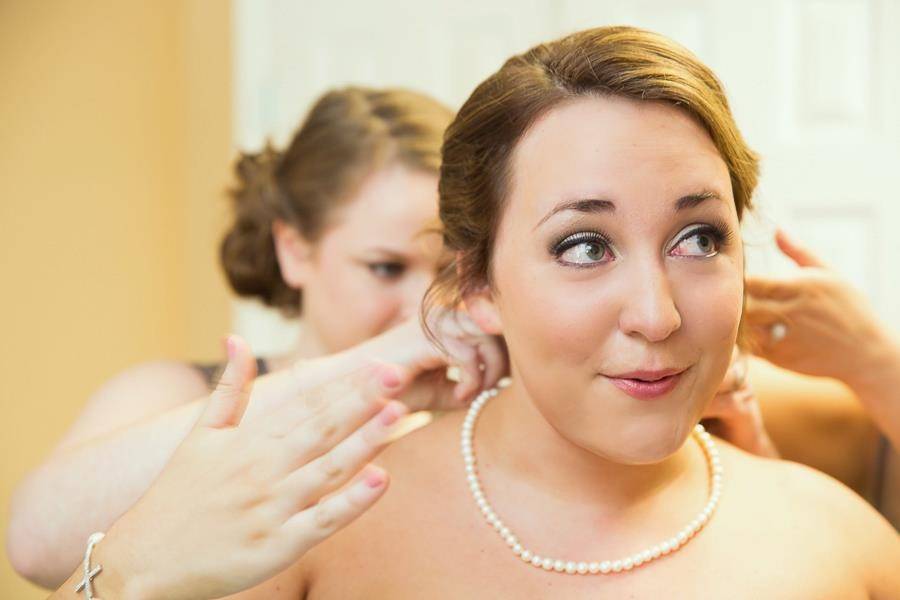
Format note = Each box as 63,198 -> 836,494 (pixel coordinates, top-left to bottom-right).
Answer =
550,220 -> 733,267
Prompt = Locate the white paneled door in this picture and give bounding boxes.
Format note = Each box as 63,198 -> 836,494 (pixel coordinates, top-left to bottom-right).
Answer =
232,0 -> 900,354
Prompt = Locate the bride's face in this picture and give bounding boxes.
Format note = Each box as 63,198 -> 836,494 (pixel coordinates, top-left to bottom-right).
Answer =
478,96 -> 743,463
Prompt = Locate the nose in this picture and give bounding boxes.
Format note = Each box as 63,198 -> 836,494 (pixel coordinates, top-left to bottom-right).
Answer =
617,261 -> 682,343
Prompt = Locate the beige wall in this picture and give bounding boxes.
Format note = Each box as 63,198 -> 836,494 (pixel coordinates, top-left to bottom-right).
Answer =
0,1 -> 232,596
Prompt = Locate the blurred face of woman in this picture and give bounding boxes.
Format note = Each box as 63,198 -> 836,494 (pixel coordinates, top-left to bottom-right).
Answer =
279,163 -> 442,353
478,96 -> 743,464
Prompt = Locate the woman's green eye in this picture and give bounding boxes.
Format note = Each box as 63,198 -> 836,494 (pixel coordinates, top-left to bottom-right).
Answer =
559,241 -> 611,265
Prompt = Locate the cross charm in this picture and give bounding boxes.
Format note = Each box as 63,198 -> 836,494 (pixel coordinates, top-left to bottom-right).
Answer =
74,532 -> 105,599
74,564 -> 102,595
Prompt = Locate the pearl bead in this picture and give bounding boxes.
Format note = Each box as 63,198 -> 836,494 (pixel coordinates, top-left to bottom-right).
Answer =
565,561 -> 577,574
521,550 -> 532,562
577,562 -> 589,574
541,558 -> 553,570
600,561 -> 612,574
553,559 -> 565,572
623,558 -> 634,570
612,560 -> 623,572
589,562 -> 601,574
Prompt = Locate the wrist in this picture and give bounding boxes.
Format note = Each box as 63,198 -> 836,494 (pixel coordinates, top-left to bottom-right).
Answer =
88,521 -> 167,600
842,331 -> 900,401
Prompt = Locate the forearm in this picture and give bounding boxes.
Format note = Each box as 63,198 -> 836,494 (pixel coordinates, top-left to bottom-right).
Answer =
10,399 -> 205,588
844,333 -> 900,450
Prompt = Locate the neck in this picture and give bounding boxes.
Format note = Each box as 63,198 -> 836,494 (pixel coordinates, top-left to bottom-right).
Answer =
476,378 -> 699,513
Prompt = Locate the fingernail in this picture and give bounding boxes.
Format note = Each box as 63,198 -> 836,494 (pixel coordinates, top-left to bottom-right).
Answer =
379,365 -> 403,390
364,469 -> 386,489
226,336 -> 236,361
378,401 -> 406,427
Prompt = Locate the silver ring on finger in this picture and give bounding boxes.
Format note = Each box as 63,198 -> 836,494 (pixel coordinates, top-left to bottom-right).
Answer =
770,322 -> 788,344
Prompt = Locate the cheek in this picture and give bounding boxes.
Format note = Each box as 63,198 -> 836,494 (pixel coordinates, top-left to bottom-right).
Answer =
678,270 -> 742,341
495,265 -> 619,372
674,261 -> 744,392
307,257 -> 403,341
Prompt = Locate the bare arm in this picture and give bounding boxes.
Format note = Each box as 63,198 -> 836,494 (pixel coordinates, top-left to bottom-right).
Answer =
841,335 -> 900,452
9,399 -> 209,587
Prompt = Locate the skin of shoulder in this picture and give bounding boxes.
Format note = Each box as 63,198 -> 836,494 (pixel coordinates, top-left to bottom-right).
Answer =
714,438 -> 900,598
53,360 -> 211,452
290,409 -> 463,597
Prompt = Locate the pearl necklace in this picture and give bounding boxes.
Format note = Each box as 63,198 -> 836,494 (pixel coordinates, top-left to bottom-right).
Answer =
461,387 -> 723,575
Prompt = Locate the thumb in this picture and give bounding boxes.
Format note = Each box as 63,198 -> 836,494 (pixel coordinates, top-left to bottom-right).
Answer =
775,228 -> 826,268
198,335 -> 258,429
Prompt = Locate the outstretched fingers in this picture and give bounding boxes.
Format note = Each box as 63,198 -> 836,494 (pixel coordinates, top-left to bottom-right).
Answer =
273,400 -> 408,516
280,464 -> 391,557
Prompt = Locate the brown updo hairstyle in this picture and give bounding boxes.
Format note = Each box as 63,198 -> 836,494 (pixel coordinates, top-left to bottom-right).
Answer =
221,86 -> 453,316
425,26 -> 759,343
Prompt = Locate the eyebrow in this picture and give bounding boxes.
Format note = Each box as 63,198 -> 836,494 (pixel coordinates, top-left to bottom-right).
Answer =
533,190 -> 722,230
364,247 -> 410,260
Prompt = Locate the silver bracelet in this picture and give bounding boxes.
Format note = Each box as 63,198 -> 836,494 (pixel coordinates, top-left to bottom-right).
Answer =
74,532 -> 105,599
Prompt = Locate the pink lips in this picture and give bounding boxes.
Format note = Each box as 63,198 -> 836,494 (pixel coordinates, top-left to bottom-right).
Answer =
605,368 -> 686,400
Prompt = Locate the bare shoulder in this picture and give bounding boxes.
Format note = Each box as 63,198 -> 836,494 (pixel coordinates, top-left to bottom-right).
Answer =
376,409 -> 464,473
717,439 -> 900,597
90,359 -> 211,408
54,360 -> 211,450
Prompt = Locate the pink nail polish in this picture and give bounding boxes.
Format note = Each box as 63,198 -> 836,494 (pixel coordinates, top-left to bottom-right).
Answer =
365,470 -> 385,489
379,365 -> 403,389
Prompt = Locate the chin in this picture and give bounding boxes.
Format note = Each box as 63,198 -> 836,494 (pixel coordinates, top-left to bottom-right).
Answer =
575,416 -> 697,465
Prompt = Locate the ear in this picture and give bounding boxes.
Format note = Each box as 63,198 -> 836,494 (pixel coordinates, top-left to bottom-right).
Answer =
462,286 -> 503,334
272,219 -> 313,289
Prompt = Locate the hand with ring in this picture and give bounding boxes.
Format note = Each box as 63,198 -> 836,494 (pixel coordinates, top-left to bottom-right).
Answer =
744,228 -> 890,385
